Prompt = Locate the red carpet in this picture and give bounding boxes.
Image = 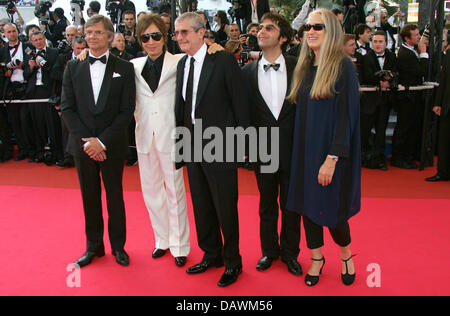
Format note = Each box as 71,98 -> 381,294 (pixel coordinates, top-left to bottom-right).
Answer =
1,160 -> 450,296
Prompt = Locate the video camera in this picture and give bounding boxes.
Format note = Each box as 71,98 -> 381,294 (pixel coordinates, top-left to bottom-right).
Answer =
106,0 -> 121,25
34,0 -> 53,26
374,69 -> 399,91
24,47 -> 49,69
0,0 -> 18,16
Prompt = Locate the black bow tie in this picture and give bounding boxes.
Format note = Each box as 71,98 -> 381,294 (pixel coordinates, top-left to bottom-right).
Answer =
9,44 -> 19,50
89,55 -> 107,65
264,63 -> 280,72
377,55 -> 385,59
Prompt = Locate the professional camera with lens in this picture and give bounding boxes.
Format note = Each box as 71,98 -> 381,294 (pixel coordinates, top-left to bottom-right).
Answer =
57,39 -> 71,54
241,33 -> 259,51
227,0 -> 244,20
106,0 -> 121,25
118,24 -> 132,37
0,0 -> 18,16
0,58 -> 21,76
24,47 -> 49,69
34,0 -> 53,25
374,70 -> 400,91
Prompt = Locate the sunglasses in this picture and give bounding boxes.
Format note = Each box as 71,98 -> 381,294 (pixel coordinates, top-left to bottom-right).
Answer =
140,32 -> 163,43
257,24 -> 279,32
304,24 -> 326,31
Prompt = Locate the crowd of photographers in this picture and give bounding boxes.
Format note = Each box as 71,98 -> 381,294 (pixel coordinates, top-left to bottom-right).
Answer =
0,0 -> 449,176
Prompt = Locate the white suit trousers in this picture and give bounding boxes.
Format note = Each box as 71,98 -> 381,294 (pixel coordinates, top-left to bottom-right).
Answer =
138,142 -> 190,257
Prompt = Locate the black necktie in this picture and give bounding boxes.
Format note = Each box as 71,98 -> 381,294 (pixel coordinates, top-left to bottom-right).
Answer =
89,55 -> 107,65
264,63 -> 280,72
184,57 -> 195,129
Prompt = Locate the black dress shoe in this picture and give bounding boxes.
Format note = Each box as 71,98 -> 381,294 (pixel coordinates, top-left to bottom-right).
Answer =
152,248 -> 167,258
14,154 -> 28,161
175,256 -> 187,267
282,258 -> 303,276
186,257 -> 224,274
112,249 -> 130,266
75,248 -> 105,268
217,266 -> 242,287
425,174 -> 450,182
256,256 -> 275,271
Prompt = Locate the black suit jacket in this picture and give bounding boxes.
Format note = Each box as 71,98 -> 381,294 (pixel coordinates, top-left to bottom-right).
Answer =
175,50 -> 250,171
242,55 -> 296,174
240,0 -> 270,23
44,19 -> 68,46
23,47 -> 59,96
397,45 -> 428,87
435,52 -> 450,117
61,54 -> 136,159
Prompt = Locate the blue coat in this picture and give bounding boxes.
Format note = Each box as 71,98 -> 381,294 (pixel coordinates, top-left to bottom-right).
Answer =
286,58 -> 361,228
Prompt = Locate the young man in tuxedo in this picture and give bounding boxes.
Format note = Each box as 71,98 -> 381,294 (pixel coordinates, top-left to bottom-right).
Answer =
392,24 -> 428,169
61,15 -> 136,268
242,13 -> 302,276
426,49 -> 450,182
174,12 -> 249,287
360,30 -> 397,170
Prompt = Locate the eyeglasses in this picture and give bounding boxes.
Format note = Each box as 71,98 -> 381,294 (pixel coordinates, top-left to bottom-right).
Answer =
140,32 -> 163,43
257,24 -> 279,32
85,30 -> 107,37
304,24 -> 326,31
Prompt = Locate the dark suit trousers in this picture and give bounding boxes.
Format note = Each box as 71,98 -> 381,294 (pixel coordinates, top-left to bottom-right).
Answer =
255,169 -> 301,261
29,86 -> 51,155
74,156 -> 127,252
303,216 -> 351,250
437,112 -> 450,178
360,95 -> 391,155
6,103 -> 34,156
186,162 -> 242,269
392,92 -> 424,161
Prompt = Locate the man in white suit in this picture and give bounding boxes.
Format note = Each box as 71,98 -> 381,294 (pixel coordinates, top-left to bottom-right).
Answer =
132,14 -> 190,267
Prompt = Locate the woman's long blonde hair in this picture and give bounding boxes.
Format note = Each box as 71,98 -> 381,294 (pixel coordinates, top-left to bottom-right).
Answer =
287,9 -> 346,102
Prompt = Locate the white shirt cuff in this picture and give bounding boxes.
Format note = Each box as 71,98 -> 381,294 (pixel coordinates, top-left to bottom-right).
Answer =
419,53 -> 429,59
83,138 -> 107,150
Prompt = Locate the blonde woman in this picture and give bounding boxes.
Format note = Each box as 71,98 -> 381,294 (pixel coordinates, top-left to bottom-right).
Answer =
286,9 -> 361,287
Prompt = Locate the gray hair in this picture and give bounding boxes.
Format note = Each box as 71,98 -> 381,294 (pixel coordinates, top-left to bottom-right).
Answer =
72,36 -> 87,46
175,12 -> 205,31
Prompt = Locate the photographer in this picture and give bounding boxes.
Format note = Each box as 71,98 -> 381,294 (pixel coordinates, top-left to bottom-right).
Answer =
117,0 -> 136,24
240,0 -> 270,31
51,36 -> 87,168
0,23 -> 34,162
87,1 -> 101,18
391,24 -> 429,169
23,31 -> 61,164
360,30 -> 397,170
120,10 -> 140,57
111,32 -> 133,61
42,8 -> 68,47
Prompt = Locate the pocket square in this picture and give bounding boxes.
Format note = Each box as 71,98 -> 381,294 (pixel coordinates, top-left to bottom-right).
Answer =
113,72 -> 122,78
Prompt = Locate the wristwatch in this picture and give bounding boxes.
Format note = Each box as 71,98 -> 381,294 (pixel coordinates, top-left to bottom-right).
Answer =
327,155 -> 339,162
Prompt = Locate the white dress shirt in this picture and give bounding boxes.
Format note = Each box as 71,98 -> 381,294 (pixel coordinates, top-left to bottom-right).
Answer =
89,50 -> 109,104
84,50 -> 109,150
402,42 -> 429,59
258,54 -> 287,120
9,41 -> 25,83
182,43 -> 207,124
376,52 -> 385,70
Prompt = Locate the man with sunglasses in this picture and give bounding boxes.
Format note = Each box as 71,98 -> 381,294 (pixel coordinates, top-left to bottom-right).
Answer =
174,12 -> 249,287
61,15 -> 136,268
242,12 -> 302,276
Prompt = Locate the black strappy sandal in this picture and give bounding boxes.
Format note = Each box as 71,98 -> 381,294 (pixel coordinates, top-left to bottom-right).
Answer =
305,257 -> 325,287
341,254 -> 357,286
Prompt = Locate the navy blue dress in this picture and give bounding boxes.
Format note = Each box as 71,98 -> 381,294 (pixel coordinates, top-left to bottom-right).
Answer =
286,58 -> 361,228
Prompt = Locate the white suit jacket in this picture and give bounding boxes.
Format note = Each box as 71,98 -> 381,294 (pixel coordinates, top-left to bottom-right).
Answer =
132,52 -> 184,154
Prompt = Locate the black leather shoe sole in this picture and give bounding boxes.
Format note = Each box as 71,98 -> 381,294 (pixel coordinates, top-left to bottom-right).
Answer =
175,256 -> 187,267
152,248 -> 167,258
112,250 -> 130,267
256,257 -> 275,271
186,259 -> 224,274
75,248 -> 105,268
217,266 -> 242,287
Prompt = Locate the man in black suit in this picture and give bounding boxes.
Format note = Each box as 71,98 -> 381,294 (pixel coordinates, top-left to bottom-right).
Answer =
24,31 -> 60,164
240,0 -> 270,30
360,30 -> 397,170
42,8 -> 68,47
426,51 -> 450,182
242,13 -> 302,276
174,12 -> 249,287
61,15 -> 136,268
0,23 -> 33,162
392,24 -> 429,169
